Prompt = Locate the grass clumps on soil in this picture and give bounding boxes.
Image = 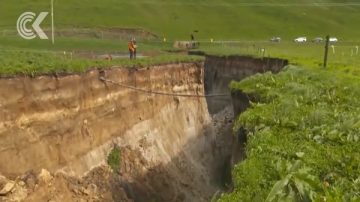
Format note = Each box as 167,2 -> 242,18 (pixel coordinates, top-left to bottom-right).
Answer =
219,66 -> 360,201
107,146 -> 121,172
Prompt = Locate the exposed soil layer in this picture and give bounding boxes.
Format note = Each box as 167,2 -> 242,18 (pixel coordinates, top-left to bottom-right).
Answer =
0,63 -> 206,176
0,56 -> 287,201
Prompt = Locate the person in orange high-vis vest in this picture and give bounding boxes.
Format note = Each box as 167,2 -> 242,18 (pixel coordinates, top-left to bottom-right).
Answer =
128,39 -> 135,60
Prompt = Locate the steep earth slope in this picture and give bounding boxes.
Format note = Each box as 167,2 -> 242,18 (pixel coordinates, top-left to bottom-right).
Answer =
0,56 -> 287,201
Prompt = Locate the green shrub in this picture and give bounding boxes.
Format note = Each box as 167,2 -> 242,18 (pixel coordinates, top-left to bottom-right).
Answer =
107,146 -> 121,172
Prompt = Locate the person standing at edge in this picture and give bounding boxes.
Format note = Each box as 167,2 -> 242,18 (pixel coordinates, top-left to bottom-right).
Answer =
128,38 -> 135,60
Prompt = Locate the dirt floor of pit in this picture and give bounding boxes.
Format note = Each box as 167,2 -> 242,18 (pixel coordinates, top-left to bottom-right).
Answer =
0,106 -> 234,202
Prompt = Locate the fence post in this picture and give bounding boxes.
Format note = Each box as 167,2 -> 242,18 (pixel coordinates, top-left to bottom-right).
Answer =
331,45 -> 335,54
323,35 -> 330,68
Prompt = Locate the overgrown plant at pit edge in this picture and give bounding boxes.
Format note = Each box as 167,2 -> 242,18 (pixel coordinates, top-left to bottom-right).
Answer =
107,146 -> 121,172
219,66 -> 360,201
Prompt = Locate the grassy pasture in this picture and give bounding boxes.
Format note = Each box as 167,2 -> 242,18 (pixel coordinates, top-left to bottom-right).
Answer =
0,0 -> 359,75
1,0 -> 360,41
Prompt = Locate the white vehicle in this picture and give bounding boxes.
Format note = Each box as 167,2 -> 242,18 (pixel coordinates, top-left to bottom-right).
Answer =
270,37 -> 281,43
329,37 -> 338,43
294,37 -> 307,43
312,37 -> 323,43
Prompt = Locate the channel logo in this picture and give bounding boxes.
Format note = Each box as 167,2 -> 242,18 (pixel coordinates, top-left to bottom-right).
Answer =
16,12 -> 49,40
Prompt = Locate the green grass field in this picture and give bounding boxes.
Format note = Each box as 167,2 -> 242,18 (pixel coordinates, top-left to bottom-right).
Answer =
198,41 -> 360,69
4,40 -> 359,76
0,0 -> 359,75
1,0 -> 360,41
0,49 -> 203,76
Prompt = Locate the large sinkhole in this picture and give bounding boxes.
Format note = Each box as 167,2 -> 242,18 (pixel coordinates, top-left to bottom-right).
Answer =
0,55 -> 287,202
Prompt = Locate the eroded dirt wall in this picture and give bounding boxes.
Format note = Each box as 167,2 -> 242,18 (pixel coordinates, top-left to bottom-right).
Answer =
0,63 -> 208,177
203,55 -> 288,190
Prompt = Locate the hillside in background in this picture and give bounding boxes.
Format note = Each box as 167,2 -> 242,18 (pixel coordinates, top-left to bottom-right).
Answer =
0,0 -> 360,41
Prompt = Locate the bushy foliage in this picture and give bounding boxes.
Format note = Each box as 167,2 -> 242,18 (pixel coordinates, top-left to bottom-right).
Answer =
107,146 -> 121,172
220,66 -> 360,201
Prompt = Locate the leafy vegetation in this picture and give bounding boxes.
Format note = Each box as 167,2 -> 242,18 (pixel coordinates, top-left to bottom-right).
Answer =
107,146 -> 121,172
219,66 -> 360,201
